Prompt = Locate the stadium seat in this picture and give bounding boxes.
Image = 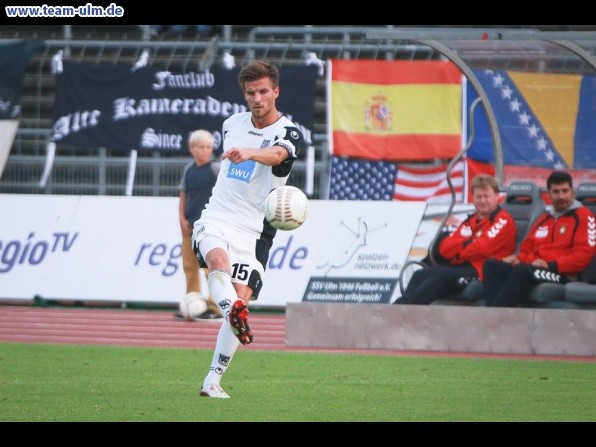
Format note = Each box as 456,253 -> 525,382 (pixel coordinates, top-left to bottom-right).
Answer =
575,182 -> 596,213
525,282 -> 567,306
528,254 -> 596,309
565,281 -> 596,308
501,181 -> 547,248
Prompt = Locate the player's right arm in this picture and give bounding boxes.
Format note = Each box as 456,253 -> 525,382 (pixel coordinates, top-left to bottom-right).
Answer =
223,146 -> 288,166
223,124 -> 304,166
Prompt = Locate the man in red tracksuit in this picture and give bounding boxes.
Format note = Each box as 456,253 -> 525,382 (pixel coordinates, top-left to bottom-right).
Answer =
483,171 -> 596,307
395,174 -> 517,305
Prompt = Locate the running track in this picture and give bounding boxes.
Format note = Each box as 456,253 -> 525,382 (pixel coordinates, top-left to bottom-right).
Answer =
1,305 -> 594,362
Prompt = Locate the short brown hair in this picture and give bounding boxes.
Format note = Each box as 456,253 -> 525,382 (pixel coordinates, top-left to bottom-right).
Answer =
471,174 -> 499,194
238,60 -> 280,91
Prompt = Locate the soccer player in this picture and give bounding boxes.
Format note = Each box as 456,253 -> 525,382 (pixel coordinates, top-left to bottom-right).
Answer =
192,60 -> 305,398
483,170 -> 596,307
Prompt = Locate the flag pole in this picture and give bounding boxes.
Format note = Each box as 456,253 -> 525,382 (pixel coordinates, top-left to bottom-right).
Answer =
39,140 -> 56,189
125,149 -> 137,196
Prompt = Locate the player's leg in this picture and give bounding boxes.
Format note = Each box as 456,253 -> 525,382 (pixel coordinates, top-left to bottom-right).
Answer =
225,231 -> 269,344
197,268 -> 223,320
228,283 -> 254,345
193,227 -> 241,397
193,224 -> 265,397
198,272 -> 240,396
198,281 -> 254,396
200,309 -> 239,398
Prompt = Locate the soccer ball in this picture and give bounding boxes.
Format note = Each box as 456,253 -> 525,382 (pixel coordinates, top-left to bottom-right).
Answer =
179,292 -> 208,319
265,185 -> 308,231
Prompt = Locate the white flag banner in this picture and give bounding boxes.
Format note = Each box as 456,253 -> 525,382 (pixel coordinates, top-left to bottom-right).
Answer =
0,120 -> 18,179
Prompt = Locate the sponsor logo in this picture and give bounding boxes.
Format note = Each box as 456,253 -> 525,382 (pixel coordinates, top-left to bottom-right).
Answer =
510,183 -> 533,191
227,160 -> 255,183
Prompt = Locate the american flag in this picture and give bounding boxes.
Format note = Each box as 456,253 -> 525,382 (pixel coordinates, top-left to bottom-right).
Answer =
328,156 -> 467,203
328,157 -> 396,200
394,161 -> 466,203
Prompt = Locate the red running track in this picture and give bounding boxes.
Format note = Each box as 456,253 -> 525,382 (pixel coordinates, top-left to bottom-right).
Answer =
0,305 -> 594,362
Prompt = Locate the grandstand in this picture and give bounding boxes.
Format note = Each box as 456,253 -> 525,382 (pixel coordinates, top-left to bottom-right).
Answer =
1,25 -> 595,198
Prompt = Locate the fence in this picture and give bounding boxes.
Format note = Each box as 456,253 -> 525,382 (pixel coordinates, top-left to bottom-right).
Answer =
1,26 -> 595,198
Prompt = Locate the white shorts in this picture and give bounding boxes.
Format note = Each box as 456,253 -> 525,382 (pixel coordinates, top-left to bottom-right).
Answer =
192,219 -> 267,296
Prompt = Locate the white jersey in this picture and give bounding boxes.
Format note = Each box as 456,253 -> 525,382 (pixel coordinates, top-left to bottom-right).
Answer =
197,112 -> 304,236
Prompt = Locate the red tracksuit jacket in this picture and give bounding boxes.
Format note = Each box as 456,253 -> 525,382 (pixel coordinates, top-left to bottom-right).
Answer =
518,205 -> 596,276
439,206 -> 517,280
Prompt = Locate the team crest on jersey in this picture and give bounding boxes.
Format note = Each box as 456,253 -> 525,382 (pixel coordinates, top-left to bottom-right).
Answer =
475,230 -> 483,237
559,225 -> 567,234
535,226 -> 549,238
261,140 -> 271,148
460,225 -> 473,237
227,159 -> 255,183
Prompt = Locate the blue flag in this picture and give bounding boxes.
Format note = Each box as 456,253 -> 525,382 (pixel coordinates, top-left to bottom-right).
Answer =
0,40 -> 44,120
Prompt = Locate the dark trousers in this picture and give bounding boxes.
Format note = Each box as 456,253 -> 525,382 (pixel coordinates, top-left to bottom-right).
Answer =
483,259 -> 570,307
395,264 -> 477,305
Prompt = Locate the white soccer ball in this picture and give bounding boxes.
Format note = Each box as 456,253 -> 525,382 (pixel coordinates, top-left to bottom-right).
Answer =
265,185 -> 308,231
179,292 -> 208,319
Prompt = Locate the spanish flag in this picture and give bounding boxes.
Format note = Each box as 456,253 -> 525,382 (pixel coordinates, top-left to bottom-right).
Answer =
329,60 -> 463,161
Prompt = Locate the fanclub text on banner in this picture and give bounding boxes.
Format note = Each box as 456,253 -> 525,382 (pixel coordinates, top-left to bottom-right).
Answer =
329,60 -> 463,161
50,62 -> 318,155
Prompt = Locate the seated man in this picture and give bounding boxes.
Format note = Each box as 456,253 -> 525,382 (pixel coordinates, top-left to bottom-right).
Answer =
394,174 -> 516,305
483,170 -> 596,307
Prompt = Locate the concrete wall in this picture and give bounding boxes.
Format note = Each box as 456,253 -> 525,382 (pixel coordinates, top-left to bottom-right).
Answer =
286,303 -> 596,356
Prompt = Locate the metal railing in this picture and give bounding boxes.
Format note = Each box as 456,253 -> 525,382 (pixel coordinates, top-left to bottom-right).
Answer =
1,26 -> 594,198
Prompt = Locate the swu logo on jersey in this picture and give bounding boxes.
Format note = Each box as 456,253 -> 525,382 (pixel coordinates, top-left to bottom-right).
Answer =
227,160 -> 256,183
